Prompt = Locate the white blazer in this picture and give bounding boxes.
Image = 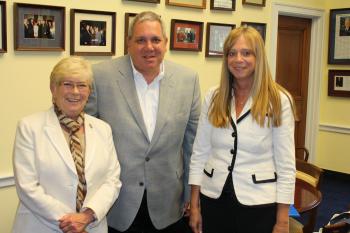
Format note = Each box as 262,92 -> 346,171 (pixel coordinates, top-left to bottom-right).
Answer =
189,88 -> 296,206
12,107 -> 122,233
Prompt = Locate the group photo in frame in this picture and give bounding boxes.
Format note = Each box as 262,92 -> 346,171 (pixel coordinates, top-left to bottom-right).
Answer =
328,8 -> 350,64
0,1 -> 7,53
170,19 -> 203,51
328,70 -> 350,98
210,0 -> 235,11
71,9 -> 116,56
205,22 -> 235,57
13,3 -> 65,51
124,12 -> 137,55
242,0 -> 266,7
166,0 -> 206,9
241,21 -> 266,41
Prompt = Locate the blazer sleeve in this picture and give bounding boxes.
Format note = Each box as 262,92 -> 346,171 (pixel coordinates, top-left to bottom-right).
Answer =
189,88 -> 214,186
83,123 -> 122,225
13,119 -> 72,229
273,93 -> 296,204
182,74 -> 201,202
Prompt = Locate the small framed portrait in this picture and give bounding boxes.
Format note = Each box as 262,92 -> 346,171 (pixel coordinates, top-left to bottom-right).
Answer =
14,3 -> 65,51
71,9 -> 116,56
124,0 -> 160,3
210,0 -> 236,11
241,21 -> 266,42
242,0 -> 266,7
170,19 -> 203,51
166,0 -> 206,9
124,12 -> 137,55
328,8 -> 350,64
206,22 -> 235,57
0,1 -> 7,53
328,70 -> 350,97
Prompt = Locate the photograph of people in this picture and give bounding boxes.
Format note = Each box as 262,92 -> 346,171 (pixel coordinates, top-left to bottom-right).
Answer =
189,26 -> 297,233
85,11 -> 200,233
340,16 -> 350,36
12,57 -> 122,233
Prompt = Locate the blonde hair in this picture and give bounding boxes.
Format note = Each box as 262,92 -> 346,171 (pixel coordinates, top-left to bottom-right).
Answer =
50,56 -> 93,88
209,26 -> 297,128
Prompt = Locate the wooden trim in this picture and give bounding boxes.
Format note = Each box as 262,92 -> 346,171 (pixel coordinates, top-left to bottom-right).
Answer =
0,175 -> 15,188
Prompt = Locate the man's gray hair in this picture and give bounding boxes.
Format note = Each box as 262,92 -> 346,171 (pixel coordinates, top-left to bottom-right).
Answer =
128,11 -> 166,39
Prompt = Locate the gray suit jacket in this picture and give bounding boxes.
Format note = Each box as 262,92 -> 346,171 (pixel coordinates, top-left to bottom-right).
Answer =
85,55 -> 201,231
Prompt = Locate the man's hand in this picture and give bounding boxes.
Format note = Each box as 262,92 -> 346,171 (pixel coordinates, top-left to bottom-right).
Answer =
183,202 -> 190,217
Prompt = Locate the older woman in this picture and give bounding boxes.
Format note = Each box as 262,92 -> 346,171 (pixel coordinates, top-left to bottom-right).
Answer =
12,57 -> 122,233
189,26 -> 297,233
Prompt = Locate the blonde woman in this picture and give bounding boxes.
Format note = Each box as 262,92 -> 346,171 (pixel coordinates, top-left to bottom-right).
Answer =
189,26 -> 296,233
13,57 -> 121,233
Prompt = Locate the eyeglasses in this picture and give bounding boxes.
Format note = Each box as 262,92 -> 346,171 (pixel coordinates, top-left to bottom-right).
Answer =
60,81 -> 89,91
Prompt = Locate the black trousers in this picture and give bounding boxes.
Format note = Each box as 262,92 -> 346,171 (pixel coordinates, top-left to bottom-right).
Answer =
200,174 -> 277,233
108,192 -> 192,233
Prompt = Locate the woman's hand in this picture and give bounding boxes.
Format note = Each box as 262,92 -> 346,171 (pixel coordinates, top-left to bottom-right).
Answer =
59,209 -> 95,233
272,220 -> 289,233
189,185 -> 202,233
273,203 -> 290,233
189,206 -> 202,233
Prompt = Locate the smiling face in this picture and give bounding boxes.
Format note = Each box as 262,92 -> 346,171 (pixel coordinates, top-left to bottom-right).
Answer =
127,20 -> 168,79
51,75 -> 90,119
227,35 -> 256,83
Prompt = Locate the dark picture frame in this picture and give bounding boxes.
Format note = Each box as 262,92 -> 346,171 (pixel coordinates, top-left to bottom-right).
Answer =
242,0 -> 266,7
328,8 -> 350,65
241,21 -> 266,41
206,22 -> 235,57
124,0 -> 160,3
328,70 -> 350,97
0,1 -> 7,53
170,19 -> 203,51
71,9 -> 116,56
166,0 -> 206,9
124,12 -> 137,55
14,3 -> 65,51
210,0 -> 235,11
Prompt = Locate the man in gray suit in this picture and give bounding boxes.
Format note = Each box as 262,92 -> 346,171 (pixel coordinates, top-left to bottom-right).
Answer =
85,11 -> 201,233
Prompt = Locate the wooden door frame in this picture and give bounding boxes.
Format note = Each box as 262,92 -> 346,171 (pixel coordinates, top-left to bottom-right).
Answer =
269,3 -> 325,162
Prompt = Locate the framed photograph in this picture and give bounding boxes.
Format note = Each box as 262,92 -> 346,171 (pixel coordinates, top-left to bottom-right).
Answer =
0,1 -> 7,53
170,19 -> 203,51
328,70 -> 350,97
241,21 -> 266,41
124,0 -> 160,3
14,3 -> 65,51
206,22 -> 235,57
166,0 -> 206,9
328,8 -> 350,64
210,0 -> 235,11
242,0 -> 266,7
124,12 -> 137,55
71,9 -> 116,56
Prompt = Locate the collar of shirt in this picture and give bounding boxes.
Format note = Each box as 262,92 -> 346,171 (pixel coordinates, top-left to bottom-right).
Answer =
130,57 -> 165,140
130,57 -> 165,85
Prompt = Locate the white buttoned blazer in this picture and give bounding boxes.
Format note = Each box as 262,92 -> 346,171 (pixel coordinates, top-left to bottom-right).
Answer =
189,87 -> 296,205
12,107 -> 122,233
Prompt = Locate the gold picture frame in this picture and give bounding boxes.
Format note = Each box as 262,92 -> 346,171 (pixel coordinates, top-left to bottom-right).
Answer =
166,0 -> 206,9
